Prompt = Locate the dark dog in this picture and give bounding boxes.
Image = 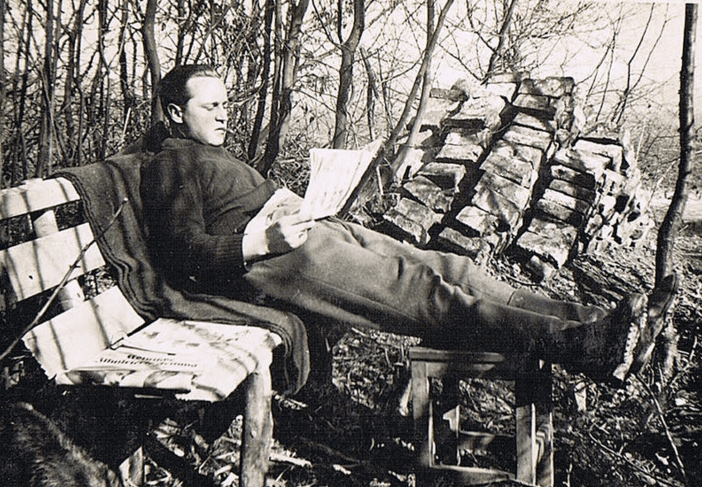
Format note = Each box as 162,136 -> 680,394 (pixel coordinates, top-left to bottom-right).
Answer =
0,402 -> 123,487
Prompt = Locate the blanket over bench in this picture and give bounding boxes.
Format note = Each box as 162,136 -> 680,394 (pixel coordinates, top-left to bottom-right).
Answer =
55,154 -> 309,395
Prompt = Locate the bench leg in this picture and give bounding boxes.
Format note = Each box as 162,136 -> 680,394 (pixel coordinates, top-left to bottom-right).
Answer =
240,363 -> 274,487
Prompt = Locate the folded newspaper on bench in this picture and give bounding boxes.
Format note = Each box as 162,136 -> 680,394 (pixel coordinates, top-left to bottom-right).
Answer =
56,319 -> 281,401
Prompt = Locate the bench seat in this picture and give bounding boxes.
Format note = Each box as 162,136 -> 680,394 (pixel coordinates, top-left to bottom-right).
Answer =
0,176 -> 286,486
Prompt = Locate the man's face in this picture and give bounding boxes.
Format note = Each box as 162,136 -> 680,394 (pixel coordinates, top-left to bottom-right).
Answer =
170,76 -> 229,146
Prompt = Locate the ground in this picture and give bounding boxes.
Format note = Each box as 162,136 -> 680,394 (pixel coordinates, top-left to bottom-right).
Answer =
140,201 -> 702,487
2,201 -> 701,487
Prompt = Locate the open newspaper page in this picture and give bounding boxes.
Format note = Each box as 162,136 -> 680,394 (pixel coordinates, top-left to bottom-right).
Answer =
244,138 -> 382,233
299,138 -> 383,220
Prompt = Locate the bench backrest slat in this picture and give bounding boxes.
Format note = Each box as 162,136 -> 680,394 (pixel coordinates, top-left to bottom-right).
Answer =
22,285 -> 145,374
0,222 -> 105,301
0,178 -> 80,220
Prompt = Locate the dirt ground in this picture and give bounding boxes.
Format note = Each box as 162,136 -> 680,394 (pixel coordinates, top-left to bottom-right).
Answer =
137,201 -> 702,487
2,201 -> 701,487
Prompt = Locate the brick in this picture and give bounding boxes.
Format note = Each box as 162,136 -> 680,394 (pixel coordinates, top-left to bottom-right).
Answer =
515,218 -> 578,267
601,169 -> 626,195
519,77 -> 575,97
491,139 -> 544,168
455,205 -> 500,236
549,179 -> 596,204
435,142 -> 484,164
513,94 -> 552,113
443,94 -> 507,131
383,198 -> 441,246
471,184 -> 522,229
395,147 -> 427,181
552,148 -> 608,182
501,125 -> 554,152
420,97 -> 455,131
513,112 -> 555,133
534,199 -> 585,226
435,227 -> 490,260
549,164 -> 597,190
402,176 -> 454,213
417,162 -> 466,190
574,139 -> 624,171
540,188 -> 591,214
474,172 -> 532,209
429,87 -> 467,101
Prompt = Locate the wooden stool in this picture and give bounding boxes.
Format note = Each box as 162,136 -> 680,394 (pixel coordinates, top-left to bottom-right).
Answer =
410,347 -> 554,486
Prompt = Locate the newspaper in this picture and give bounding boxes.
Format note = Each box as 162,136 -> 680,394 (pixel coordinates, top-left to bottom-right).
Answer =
53,318 -> 281,401
244,139 -> 382,233
299,138 -> 383,220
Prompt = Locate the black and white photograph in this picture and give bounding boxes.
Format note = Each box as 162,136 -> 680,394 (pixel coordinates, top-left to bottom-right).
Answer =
0,0 -> 699,485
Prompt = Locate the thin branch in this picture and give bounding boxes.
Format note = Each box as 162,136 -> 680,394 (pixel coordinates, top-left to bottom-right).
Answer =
0,198 -> 129,363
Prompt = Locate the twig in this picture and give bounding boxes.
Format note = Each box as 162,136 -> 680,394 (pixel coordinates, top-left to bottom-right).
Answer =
587,428 -> 680,487
0,198 -> 129,363
635,375 -> 688,484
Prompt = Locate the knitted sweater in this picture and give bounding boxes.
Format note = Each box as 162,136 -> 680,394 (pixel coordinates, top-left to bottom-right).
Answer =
140,138 -> 277,285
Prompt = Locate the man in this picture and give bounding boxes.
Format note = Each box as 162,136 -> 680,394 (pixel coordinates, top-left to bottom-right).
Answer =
140,64 -> 678,387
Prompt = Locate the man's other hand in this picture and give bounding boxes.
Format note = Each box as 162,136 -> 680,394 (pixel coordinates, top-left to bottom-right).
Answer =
242,213 -> 316,262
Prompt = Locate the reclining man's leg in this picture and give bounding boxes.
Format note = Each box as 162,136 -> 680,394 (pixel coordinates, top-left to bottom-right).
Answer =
244,219 -> 676,384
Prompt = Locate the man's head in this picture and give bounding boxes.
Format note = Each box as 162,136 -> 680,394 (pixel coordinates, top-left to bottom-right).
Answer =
159,64 -> 229,146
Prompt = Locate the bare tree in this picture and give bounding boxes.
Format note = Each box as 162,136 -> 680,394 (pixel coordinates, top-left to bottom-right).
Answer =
249,0 -> 276,161
0,0 -> 5,186
392,0 -> 436,176
386,0 -> 455,172
37,0 -> 57,177
144,0 -> 162,124
654,3 -> 697,383
258,0 -> 311,174
332,0 -> 365,149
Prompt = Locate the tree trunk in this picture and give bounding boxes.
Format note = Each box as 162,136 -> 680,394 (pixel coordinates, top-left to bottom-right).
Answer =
258,0 -> 310,174
484,0 -> 518,81
119,0 -> 134,125
393,0 -> 435,178
144,0 -> 163,124
0,0 -> 5,187
332,0 -> 365,149
97,0 -> 110,161
38,0 -> 56,177
248,0 -> 275,162
386,0 -> 455,174
16,3 -> 32,181
655,2 -> 697,384
360,48 -> 378,141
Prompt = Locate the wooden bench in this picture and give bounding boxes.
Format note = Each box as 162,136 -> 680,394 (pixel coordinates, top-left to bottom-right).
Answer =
0,176 -> 288,487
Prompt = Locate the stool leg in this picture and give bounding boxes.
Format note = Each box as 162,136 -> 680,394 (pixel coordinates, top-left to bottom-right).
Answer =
536,407 -> 554,487
516,402 -> 537,485
411,361 -> 434,468
240,362 -> 274,487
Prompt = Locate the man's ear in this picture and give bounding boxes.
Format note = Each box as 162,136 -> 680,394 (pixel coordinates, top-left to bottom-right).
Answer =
167,103 -> 185,124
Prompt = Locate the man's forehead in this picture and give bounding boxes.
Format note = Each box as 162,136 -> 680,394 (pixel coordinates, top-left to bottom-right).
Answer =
185,76 -> 227,101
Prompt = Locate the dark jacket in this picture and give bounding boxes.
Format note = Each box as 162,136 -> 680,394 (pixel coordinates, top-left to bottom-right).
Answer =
140,138 -> 277,288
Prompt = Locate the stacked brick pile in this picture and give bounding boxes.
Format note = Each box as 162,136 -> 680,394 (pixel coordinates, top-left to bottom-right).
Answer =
379,75 -> 653,280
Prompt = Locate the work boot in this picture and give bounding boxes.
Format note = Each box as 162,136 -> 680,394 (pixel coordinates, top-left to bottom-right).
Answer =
629,273 -> 680,374
508,288 -> 607,323
565,293 -> 648,386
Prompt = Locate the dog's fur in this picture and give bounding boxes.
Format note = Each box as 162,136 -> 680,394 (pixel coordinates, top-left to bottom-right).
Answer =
0,402 -> 123,487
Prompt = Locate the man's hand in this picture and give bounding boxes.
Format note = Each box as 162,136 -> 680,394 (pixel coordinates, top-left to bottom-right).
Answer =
242,212 -> 315,262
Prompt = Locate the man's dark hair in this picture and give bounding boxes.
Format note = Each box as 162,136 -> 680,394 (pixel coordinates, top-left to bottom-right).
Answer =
158,64 -> 220,115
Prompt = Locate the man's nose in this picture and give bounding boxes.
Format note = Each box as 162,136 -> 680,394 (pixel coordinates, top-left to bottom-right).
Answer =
216,105 -> 228,121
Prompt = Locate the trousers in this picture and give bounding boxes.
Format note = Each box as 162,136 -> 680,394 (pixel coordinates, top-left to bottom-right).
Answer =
244,218 -> 608,360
